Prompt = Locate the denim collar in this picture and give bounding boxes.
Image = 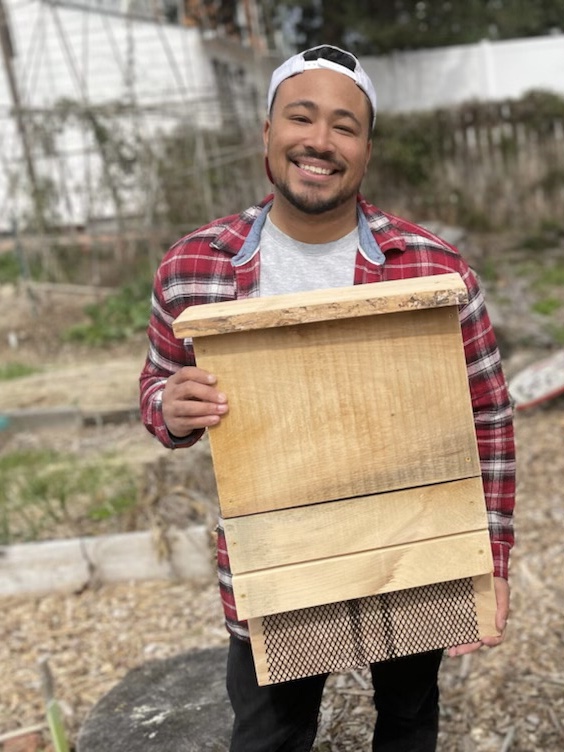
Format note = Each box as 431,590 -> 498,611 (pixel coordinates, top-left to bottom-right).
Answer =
232,200 -> 385,267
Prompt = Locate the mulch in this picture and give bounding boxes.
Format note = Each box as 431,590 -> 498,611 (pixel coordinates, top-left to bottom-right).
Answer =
2,402 -> 564,751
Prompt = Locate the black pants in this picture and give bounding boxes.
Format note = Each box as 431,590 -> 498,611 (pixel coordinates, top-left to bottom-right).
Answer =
226,636 -> 442,752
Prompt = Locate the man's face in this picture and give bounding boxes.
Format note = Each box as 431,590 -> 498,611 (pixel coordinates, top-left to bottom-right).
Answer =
263,69 -> 372,216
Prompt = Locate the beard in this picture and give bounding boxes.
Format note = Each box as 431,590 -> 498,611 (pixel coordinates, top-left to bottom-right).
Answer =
275,177 -> 358,215
269,148 -> 358,215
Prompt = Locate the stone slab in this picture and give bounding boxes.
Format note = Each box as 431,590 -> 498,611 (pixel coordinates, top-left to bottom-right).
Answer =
76,647 -> 232,752
0,528 -> 213,596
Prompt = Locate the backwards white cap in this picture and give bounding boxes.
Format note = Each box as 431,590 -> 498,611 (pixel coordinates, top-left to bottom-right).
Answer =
267,45 -> 377,129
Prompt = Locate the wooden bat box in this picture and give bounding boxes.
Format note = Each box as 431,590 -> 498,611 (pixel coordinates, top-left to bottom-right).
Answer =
173,273 -> 498,686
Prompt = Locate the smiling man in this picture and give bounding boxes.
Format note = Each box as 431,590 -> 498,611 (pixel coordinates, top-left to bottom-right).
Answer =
140,45 -> 516,752
265,61 -> 372,228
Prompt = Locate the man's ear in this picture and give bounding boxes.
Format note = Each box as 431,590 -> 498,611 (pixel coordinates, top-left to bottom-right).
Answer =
263,119 -> 271,152
364,139 -> 372,174
264,156 -> 274,184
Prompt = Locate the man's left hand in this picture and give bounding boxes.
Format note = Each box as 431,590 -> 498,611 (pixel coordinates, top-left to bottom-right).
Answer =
446,576 -> 509,658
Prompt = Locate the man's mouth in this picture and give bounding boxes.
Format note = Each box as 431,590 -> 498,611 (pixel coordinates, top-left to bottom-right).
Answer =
296,162 -> 337,176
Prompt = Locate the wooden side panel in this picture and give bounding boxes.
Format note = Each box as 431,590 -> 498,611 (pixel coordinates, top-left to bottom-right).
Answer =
195,307 -> 479,518
172,273 -> 468,337
224,477 -> 487,574
248,617 -> 271,686
473,572 -> 499,637
232,529 -> 493,619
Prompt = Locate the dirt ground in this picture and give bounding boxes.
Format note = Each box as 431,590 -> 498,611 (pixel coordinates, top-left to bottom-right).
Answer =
1,239 -> 564,751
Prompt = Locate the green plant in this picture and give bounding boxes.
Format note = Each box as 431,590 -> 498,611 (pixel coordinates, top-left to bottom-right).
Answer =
373,111 -> 446,188
477,256 -> 499,283
534,265 -> 564,289
40,658 -> 70,752
520,233 -> 554,251
520,223 -> 564,252
532,298 -> 562,316
0,362 -> 40,380
0,449 -> 138,544
63,277 -> 152,345
0,251 -> 21,283
547,324 -> 564,345
533,298 -> 562,316
455,204 -> 493,232
88,480 -> 138,521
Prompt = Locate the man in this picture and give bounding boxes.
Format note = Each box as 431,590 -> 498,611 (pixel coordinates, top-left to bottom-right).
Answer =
140,45 -> 515,752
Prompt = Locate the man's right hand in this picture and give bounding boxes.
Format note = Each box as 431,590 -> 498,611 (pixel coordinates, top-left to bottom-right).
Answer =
162,366 -> 228,438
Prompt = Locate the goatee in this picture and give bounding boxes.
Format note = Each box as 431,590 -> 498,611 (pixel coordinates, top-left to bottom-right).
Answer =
275,179 -> 357,215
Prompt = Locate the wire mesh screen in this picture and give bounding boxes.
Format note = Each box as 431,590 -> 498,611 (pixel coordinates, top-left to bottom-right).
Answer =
261,577 -> 480,684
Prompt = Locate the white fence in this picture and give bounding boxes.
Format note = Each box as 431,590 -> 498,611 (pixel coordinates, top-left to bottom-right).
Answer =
361,35 -> 564,114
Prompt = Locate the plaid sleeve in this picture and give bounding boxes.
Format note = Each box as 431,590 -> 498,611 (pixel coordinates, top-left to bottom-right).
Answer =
139,221 -> 241,449
459,267 -> 516,579
139,248 -> 205,450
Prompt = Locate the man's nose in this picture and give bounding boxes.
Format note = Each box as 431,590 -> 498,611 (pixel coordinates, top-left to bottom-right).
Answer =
304,122 -> 334,154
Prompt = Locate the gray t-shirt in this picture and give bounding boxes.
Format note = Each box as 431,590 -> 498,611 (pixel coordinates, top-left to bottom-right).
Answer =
259,216 -> 359,297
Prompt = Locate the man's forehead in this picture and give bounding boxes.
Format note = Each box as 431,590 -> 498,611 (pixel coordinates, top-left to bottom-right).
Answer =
266,45 -> 377,129
276,69 -> 369,105
274,70 -> 372,124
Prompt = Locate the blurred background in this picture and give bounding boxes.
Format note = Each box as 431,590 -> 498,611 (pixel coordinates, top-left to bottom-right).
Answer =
0,0 -> 563,284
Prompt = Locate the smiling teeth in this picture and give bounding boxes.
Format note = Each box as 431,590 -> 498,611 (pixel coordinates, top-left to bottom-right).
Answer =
299,163 -> 333,175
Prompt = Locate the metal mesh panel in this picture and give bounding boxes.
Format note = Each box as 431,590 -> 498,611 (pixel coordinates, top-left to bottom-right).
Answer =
261,578 -> 479,684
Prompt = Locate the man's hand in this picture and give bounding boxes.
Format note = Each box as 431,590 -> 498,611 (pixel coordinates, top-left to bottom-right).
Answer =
446,576 -> 509,658
162,366 -> 228,438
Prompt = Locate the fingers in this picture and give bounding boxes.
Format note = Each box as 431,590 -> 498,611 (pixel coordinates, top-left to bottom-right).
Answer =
480,633 -> 505,649
447,631 -> 505,659
446,641 -> 483,658
162,366 -> 229,437
448,579 -> 510,657
493,576 -> 510,634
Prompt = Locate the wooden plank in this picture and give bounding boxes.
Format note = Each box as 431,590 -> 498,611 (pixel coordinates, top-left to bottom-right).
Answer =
248,617 -> 272,686
172,273 -> 468,338
232,530 -> 493,619
473,572 -> 499,637
224,477 -> 488,574
196,307 -> 479,517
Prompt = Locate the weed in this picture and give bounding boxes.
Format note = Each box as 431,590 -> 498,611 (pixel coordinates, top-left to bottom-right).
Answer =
62,277 -> 152,345
534,265 -> 564,289
0,449 -> 138,544
477,257 -> 499,283
547,323 -> 564,345
0,362 -> 40,380
520,233 -> 554,252
520,225 -> 564,252
0,251 -> 20,283
533,298 -> 562,316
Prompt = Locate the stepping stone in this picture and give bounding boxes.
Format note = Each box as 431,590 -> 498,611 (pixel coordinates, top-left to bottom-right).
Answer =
77,646 -> 232,752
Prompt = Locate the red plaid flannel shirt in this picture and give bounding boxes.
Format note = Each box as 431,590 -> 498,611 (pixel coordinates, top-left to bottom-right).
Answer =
140,194 -> 516,641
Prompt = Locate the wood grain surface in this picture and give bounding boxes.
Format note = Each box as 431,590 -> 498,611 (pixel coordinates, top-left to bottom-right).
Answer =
172,274 -> 468,337
195,307 -> 478,517
232,529 -> 493,619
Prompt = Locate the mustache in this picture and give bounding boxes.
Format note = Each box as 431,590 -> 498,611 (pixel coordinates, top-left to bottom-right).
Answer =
289,147 -> 345,171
